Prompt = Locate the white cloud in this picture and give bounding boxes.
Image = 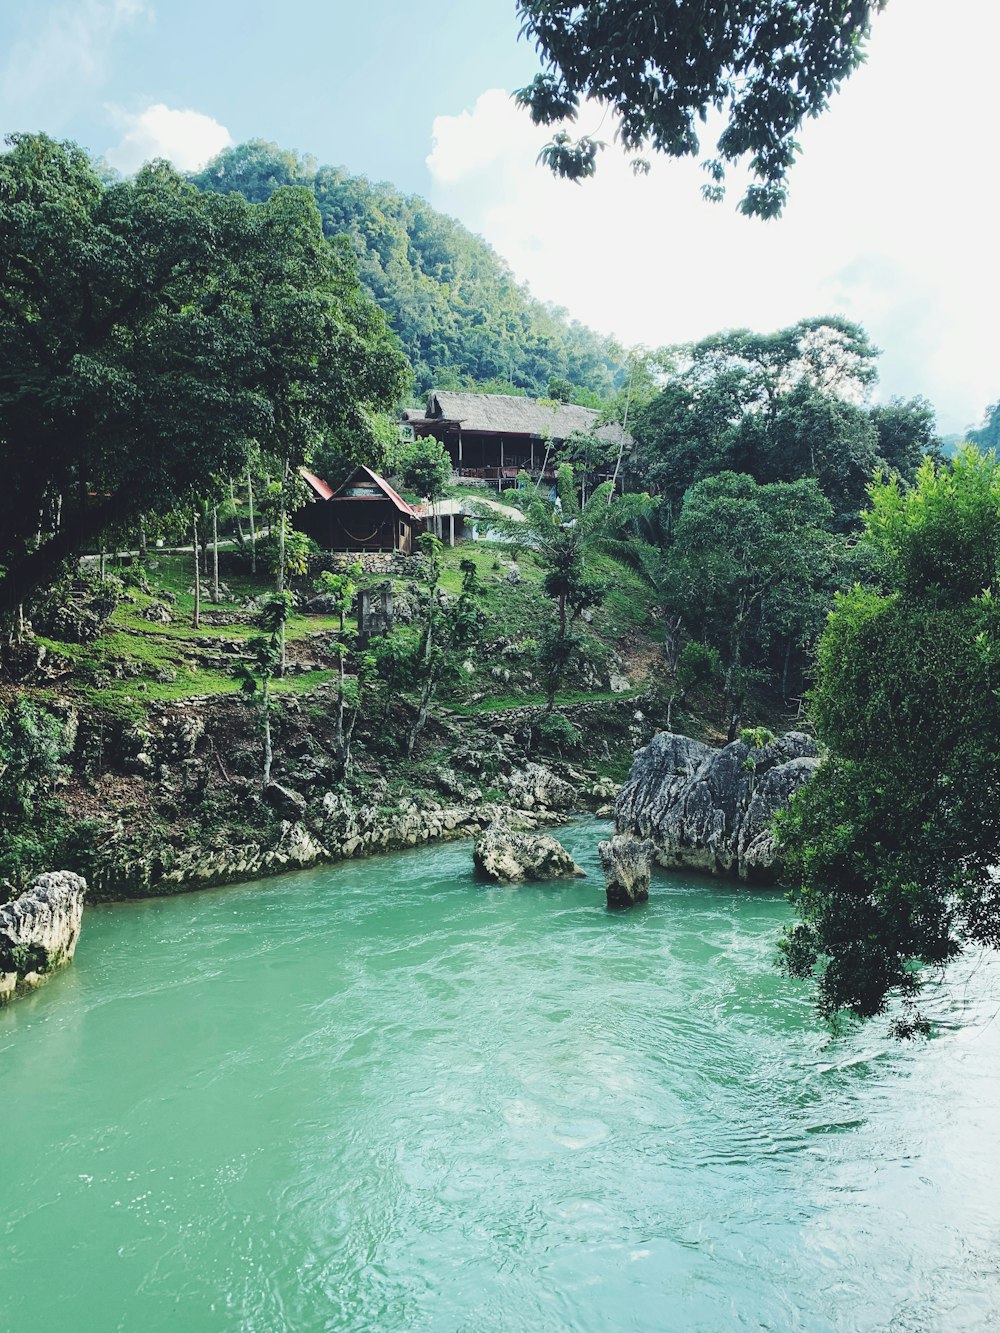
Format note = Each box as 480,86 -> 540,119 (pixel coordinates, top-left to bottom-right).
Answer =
1,0 -> 148,123
105,103 -> 232,174
426,0 -> 1000,434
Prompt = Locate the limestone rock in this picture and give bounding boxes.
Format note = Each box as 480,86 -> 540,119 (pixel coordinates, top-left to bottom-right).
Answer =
0,871 -> 87,1005
599,836 -> 655,907
473,819 -> 585,883
502,761 -> 576,812
614,731 -> 820,882
264,781 -> 307,821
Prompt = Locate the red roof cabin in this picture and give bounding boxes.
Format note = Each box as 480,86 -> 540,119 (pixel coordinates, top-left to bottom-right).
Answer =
296,465 -> 423,554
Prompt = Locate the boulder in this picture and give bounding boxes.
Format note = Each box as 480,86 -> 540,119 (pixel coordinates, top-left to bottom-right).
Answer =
264,781 -> 307,821
473,819 -> 586,883
614,731 -> 820,882
0,871 -> 87,1005
502,761 -> 576,811
599,836 -> 655,907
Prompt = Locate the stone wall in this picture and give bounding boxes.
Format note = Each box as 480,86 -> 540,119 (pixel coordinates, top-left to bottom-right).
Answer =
307,551 -> 428,580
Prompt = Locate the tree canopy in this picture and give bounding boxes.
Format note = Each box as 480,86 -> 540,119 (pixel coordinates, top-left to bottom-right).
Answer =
190,140 -> 626,398
631,317 -> 938,523
516,0 -> 887,216
0,133 -> 408,619
778,448 -> 1000,1030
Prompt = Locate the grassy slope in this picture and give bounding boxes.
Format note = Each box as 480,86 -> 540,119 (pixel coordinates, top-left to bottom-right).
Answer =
21,540 -> 662,726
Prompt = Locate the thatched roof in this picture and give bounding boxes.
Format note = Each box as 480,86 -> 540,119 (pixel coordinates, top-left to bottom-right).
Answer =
403,392 -> 631,447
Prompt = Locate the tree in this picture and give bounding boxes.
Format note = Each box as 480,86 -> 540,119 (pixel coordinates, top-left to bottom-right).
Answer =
514,486 -> 610,708
397,436 -> 452,501
406,537 -> 484,757
758,382 -> 880,524
870,396 -> 942,477
515,0 -> 887,216
968,400 -> 1000,452
235,593 -> 294,790
315,563 -> 369,779
0,135 -> 408,625
0,698 -> 71,892
778,448 -> 1000,1031
662,472 -> 837,711
633,318 -> 881,507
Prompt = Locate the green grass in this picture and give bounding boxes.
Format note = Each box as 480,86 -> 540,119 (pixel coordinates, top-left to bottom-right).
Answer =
36,533 -> 660,723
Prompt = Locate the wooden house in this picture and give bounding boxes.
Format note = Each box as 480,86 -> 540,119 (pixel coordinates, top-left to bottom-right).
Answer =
401,391 -> 632,488
296,465 -> 423,553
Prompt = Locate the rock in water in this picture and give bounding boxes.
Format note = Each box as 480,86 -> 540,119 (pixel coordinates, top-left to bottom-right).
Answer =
473,820 -> 586,883
0,871 -> 87,1005
614,731 -> 820,883
598,836 -> 655,907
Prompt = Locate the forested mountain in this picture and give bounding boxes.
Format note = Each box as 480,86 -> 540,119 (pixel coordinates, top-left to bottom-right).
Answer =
190,141 -> 625,400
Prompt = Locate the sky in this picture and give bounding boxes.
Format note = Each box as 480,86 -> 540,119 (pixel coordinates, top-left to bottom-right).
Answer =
0,0 -> 996,432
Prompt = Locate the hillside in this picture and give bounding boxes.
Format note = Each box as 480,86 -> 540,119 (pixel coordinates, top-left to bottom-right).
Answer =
189,141 -> 625,399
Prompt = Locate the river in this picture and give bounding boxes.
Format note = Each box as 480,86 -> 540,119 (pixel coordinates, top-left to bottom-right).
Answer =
3,819 -> 1000,1331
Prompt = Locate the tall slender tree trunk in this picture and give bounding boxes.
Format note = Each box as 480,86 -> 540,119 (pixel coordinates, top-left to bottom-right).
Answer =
782,638 -> 792,700
230,479 -> 246,548
211,507 -> 220,602
261,677 -> 272,789
138,516 -> 147,559
407,672 -> 436,759
247,468 -> 257,574
334,652 -> 348,777
192,513 -> 201,629
276,463 -> 287,675
99,542 -> 106,582
608,362 -> 635,502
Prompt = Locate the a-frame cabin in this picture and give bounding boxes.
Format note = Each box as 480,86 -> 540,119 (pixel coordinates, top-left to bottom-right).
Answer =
295,465 -> 423,553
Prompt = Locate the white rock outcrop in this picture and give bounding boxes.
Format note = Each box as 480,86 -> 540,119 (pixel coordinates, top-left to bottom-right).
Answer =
473,819 -> 586,884
0,871 -> 87,1004
613,731 -> 820,883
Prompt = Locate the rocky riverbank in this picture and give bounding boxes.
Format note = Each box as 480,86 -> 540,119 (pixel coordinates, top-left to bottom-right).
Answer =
84,759 -> 619,901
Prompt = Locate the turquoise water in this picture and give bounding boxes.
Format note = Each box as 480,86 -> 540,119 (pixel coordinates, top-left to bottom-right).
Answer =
3,819 -> 1000,1332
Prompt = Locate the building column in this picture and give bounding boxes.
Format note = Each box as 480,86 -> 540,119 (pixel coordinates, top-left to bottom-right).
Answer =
449,512 -> 455,547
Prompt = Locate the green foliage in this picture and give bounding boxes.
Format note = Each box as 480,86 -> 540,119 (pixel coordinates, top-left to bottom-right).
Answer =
664,472 -> 838,691
532,711 -> 581,755
555,462 -> 579,517
515,0 -> 886,215
192,140 -> 625,398
778,449 -> 1000,1027
0,699 -> 71,890
739,726 -> 775,749
397,436 -> 452,501
676,640 -> 722,692
631,318 -> 901,522
0,133 -> 408,619
862,446 -> 1000,602
316,562 -> 361,630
